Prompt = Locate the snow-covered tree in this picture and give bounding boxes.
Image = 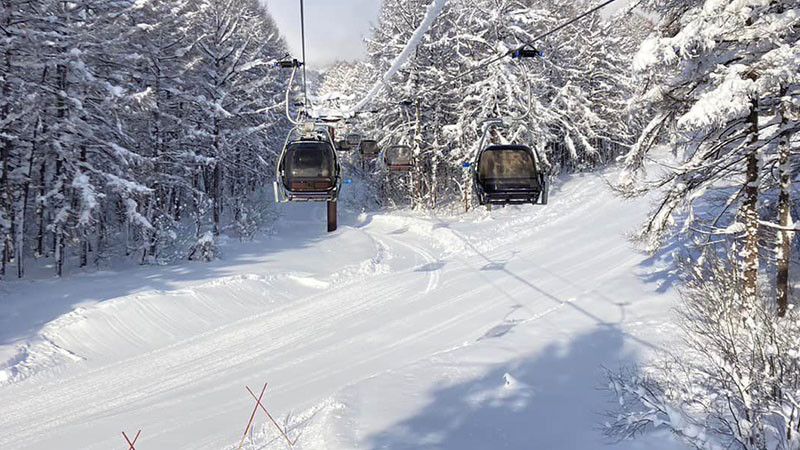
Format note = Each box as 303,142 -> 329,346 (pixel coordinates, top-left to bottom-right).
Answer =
0,0 -> 290,279
1,0 -> 148,277
617,0 -> 800,308
187,0 -> 287,244
320,0 -> 644,210
120,0 -> 198,262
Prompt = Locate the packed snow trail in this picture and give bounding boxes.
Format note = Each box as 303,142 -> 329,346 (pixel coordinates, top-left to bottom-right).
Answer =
0,171 -> 682,450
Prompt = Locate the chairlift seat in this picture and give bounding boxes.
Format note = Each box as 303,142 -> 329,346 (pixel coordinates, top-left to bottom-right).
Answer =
388,163 -> 413,171
289,178 -> 335,191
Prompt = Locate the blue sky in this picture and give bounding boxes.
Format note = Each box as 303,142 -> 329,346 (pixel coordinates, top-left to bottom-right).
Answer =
263,0 -> 383,68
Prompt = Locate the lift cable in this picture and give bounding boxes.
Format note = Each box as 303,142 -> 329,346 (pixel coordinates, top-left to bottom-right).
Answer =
416,0 -> 621,98
353,0 -> 622,110
299,0 -> 309,109
517,0 -> 620,51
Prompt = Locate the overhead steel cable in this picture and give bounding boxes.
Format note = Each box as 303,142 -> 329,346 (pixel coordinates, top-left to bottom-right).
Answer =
299,0 -> 309,110
518,0 -> 621,50
358,0 -> 624,107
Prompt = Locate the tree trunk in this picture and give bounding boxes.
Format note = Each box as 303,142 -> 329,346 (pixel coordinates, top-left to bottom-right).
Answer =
79,144 -> 88,268
55,222 -> 64,277
212,117 -> 221,242
327,200 -> 337,232
412,97 -> 422,209
35,158 -> 47,258
34,68 -> 48,259
95,197 -> 105,267
741,97 -> 760,303
54,63 -> 67,278
1,41 -> 11,279
141,196 -> 153,264
54,157 -> 65,278
17,119 -> 38,278
1,134 -> 9,280
147,73 -> 163,260
776,103 -> 792,317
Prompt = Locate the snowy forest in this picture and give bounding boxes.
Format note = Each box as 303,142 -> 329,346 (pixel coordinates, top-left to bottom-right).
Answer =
0,0 -> 289,277
2,0 -> 797,286
1,0 -> 800,449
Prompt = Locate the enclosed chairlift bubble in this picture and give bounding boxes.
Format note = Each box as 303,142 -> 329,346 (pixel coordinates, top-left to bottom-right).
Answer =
274,30 -> 344,231
346,133 -> 362,147
336,139 -> 351,151
276,123 -> 341,201
384,145 -> 413,171
359,139 -> 380,159
274,123 -> 343,231
282,141 -> 337,193
474,144 -> 547,206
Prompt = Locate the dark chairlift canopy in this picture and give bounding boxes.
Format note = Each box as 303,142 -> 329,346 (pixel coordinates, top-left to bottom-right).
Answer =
359,139 -> 380,159
385,145 -> 413,171
475,144 -> 546,205
281,140 -> 338,197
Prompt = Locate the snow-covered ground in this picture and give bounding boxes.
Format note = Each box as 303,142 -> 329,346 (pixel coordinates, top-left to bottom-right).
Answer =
0,171 -> 684,450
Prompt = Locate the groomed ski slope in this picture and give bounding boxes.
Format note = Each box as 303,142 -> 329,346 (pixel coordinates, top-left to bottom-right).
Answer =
0,170 -> 684,450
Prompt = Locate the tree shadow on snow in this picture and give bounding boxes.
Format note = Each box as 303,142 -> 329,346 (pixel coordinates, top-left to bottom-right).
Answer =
635,239 -> 686,294
365,326 -> 676,450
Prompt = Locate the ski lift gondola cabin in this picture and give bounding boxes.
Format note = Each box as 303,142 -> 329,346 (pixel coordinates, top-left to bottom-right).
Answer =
336,139 -> 351,151
474,144 -> 547,206
359,139 -> 380,159
345,133 -> 362,147
275,125 -> 341,203
384,145 -> 413,171
282,140 -> 338,196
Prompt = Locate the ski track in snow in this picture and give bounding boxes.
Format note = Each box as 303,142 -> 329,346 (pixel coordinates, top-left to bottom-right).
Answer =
370,232 -> 441,294
0,172 -> 684,450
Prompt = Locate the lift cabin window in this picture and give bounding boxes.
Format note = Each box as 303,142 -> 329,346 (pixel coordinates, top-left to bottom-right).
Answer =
478,146 -> 540,192
284,142 -> 336,191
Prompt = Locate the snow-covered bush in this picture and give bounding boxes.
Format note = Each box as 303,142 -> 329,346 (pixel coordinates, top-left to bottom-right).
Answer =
605,254 -> 800,450
187,231 -> 217,262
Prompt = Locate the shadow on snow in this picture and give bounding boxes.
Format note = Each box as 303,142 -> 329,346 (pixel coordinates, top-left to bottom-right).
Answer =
365,326 -> 677,450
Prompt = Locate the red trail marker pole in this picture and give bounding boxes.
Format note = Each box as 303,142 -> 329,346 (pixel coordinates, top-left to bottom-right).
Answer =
237,382 -> 268,450
246,385 -> 294,449
122,430 -> 141,450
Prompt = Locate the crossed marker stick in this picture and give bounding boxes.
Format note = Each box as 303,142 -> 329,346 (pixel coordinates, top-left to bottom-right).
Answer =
118,382 -> 291,450
238,382 -> 294,450
121,430 -> 140,450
